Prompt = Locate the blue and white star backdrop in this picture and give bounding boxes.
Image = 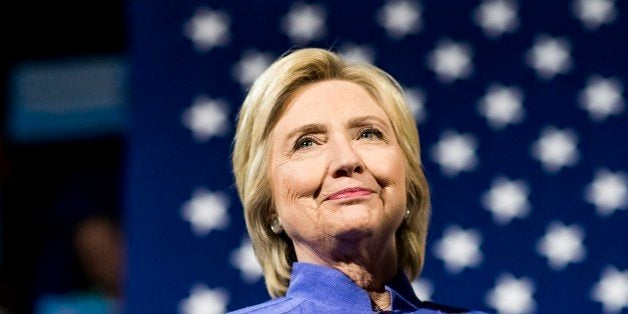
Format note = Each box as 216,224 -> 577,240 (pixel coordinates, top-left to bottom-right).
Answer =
126,0 -> 628,313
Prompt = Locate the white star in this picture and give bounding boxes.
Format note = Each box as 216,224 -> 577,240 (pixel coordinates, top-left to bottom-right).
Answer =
232,50 -> 274,89
536,221 -> 586,270
427,39 -> 473,83
281,2 -> 326,44
433,225 -> 483,274
585,169 -> 628,217
430,131 -> 479,177
591,266 -> 628,313
578,76 -> 625,122
182,96 -> 230,142
339,43 -> 376,64
183,7 -> 230,52
411,278 -> 433,301
181,188 -> 230,236
485,273 -> 536,314
572,0 -> 617,30
525,35 -> 572,80
531,126 -> 580,173
477,84 -> 525,130
376,0 -> 422,39
230,238 -> 263,284
473,0 -> 519,38
179,283 -> 229,314
404,87 -> 427,124
481,176 -> 531,225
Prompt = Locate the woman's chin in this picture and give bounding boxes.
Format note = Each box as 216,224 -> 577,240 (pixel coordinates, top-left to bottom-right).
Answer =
329,203 -> 372,219
318,202 -> 397,241
332,227 -> 374,241
324,216 -> 376,241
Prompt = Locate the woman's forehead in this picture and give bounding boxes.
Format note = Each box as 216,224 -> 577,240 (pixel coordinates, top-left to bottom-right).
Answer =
275,80 -> 391,128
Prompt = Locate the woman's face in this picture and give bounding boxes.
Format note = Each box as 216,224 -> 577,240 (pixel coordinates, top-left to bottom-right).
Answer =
269,80 -> 407,261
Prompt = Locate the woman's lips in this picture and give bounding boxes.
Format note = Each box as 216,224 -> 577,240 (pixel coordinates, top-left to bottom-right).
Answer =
326,187 -> 374,200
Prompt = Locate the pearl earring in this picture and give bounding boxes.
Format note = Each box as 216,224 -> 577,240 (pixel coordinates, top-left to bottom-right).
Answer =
270,217 -> 283,234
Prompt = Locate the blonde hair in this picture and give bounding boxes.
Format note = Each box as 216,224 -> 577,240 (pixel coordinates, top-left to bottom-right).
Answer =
232,48 -> 430,297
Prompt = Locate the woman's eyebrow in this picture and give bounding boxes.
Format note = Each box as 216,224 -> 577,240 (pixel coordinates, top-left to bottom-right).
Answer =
285,123 -> 327,140
347,115 -> 389,128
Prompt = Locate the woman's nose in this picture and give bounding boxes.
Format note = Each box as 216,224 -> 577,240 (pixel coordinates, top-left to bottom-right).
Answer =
328,137 -> 364,178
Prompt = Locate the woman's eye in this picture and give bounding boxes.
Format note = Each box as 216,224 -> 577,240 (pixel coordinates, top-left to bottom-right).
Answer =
294,137 -> 315,150
360,128 -> 383,140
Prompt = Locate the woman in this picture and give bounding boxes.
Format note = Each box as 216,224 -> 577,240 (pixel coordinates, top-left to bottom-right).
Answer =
232,48 -> 481,313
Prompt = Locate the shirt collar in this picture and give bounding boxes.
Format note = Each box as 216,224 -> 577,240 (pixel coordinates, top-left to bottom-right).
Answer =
286,262 -> 421,311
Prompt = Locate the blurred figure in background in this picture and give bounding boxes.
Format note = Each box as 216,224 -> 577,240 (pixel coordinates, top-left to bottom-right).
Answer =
0,138 -> 125,314
34,214 -> 124,314
74,215 -> 123,299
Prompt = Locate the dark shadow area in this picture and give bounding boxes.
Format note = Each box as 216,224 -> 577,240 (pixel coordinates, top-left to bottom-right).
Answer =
0,1 -> 126,312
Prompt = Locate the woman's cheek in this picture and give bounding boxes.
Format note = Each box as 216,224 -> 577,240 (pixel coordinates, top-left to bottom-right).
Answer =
276,161 -> 318,208
365,150 -> 403,181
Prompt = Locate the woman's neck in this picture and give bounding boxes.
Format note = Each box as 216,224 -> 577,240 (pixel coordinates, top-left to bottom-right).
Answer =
334,261 -> 395,311
294,238 -> 398,310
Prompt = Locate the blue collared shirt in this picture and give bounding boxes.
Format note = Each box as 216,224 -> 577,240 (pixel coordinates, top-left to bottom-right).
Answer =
231,262 -> 485,313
